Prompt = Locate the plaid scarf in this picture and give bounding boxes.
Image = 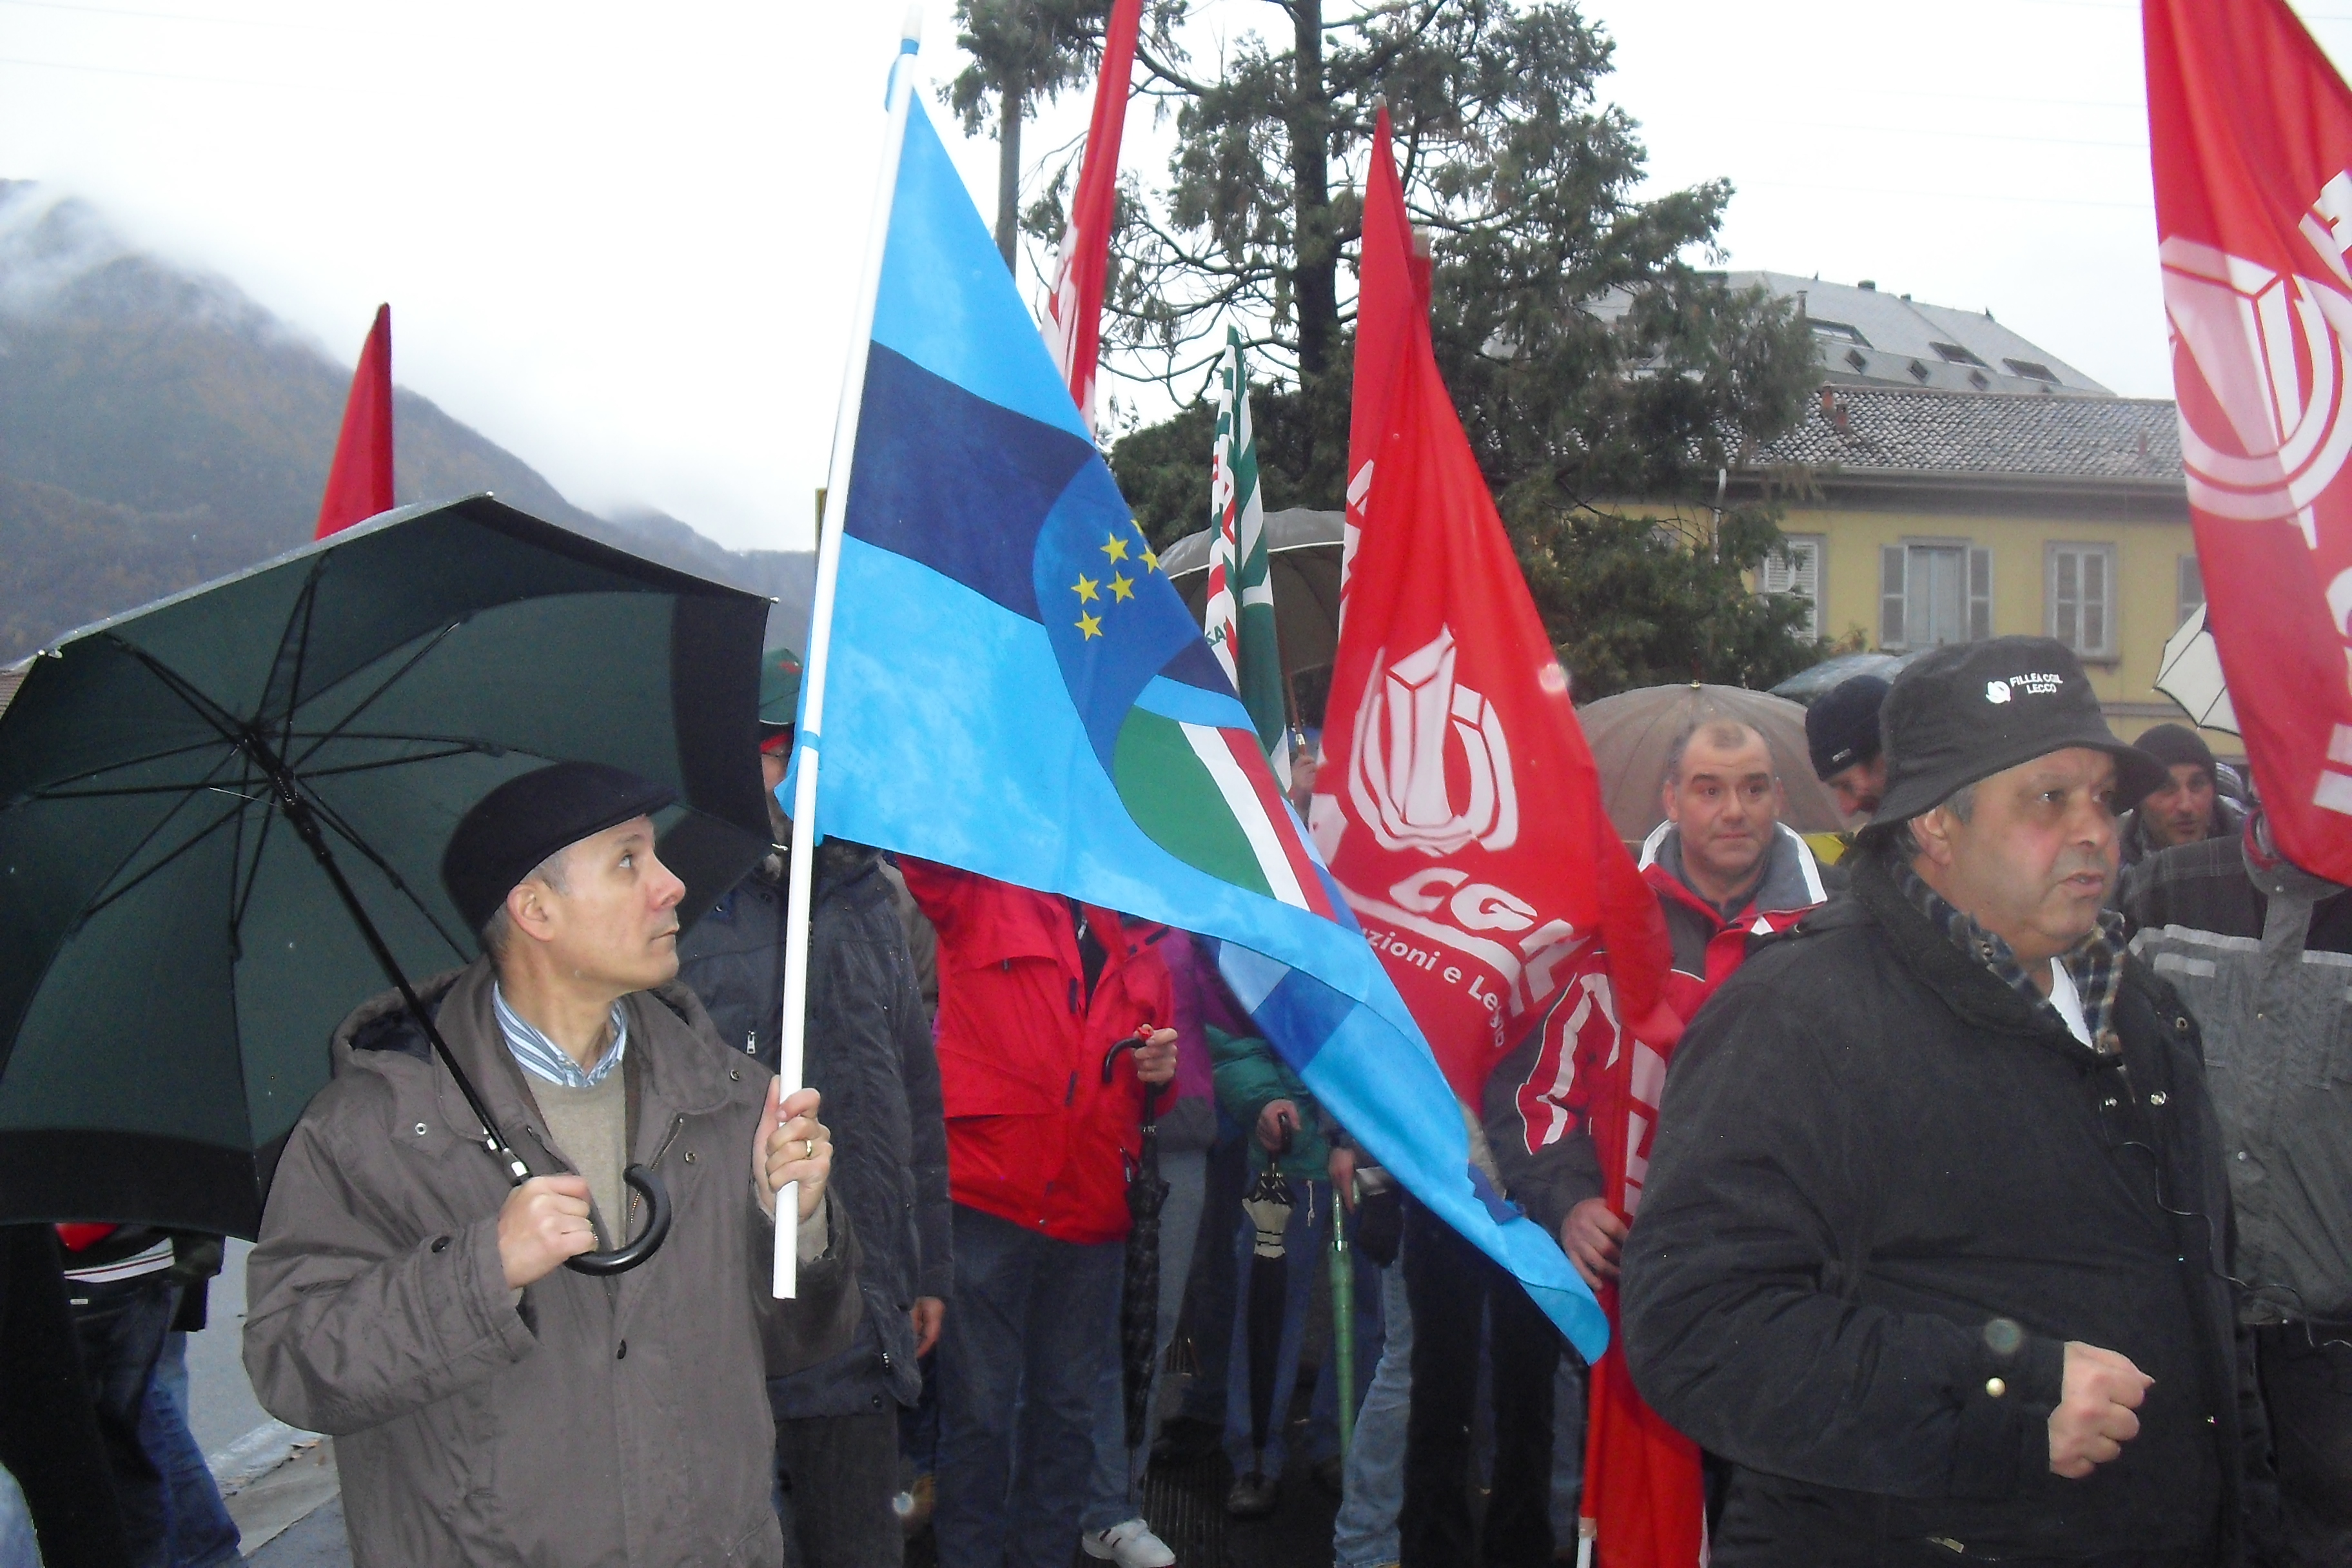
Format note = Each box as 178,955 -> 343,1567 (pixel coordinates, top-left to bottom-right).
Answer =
1890,854 -> 2126,1056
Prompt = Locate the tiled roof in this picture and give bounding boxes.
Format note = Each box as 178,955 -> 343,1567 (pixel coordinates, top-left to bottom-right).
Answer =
1752,385 -> 2183,482
1732,272 -> 2113,398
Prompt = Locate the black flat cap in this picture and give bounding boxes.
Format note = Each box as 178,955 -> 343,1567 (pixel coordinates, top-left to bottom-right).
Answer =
1807,674 -> 1891,781
442,761 -> 676,939
1875,637 -> 2168,824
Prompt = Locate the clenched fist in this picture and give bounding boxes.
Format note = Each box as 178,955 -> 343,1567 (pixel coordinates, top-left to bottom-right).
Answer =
2049,1341 -> 2153,1478
498,1175 -> 596,1289
756,1082 -> 832,1223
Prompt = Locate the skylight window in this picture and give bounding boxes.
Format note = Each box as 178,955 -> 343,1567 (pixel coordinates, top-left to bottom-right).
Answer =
1810,320 -> 1870,346
2004,358 -> 2060,383
1931,342 -> 1988,367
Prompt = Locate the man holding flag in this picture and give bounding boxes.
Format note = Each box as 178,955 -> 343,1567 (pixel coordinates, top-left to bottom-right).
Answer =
1306,108 -> 1677,1568
778,24 -> 1616,1568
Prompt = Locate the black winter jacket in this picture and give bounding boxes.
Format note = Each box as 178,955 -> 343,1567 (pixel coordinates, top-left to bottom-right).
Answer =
1620,852 -> 2253,1567
676,841 -> 951,1416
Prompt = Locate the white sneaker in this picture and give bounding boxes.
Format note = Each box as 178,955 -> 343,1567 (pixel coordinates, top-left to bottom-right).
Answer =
1083,1518 -> 1177,1568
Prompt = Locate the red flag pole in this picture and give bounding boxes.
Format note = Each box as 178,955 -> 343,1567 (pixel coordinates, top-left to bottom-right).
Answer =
314,304 -> 394,538
1042,0 -> 1141,437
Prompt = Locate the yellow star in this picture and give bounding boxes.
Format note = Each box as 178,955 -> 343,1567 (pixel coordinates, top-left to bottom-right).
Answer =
1101,533 -> 1130,562
1140,546 -> 1161,572
1108,573 -> 1135,602
1073,574 -> 1100,603
1076,611 -> 1103,640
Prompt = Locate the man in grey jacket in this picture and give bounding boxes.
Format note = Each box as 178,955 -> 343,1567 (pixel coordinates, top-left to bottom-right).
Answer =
678,695 -> 951,1568
245,761 -> 859,1568
2124,811 -> 2352,1563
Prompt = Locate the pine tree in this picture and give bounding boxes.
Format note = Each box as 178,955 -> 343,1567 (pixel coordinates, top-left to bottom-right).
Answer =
1101,1 -> 1826,700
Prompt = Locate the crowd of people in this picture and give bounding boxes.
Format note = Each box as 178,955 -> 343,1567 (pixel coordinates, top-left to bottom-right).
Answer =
4,632 -> 2346,1568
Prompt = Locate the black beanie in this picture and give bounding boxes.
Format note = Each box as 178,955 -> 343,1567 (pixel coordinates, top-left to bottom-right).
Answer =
2132,723 -> 2217,783
441,761 -> 676,939
1807,674 -> 1891,781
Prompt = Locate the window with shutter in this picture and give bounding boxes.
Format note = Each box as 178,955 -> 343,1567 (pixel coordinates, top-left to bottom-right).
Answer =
1883,542 -> 1988,649
1761,534 -> 1824,638
2046,544 -> 2117,657
2177,554 -> 2204,629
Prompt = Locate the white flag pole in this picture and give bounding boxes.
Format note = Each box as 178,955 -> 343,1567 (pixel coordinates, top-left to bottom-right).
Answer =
774,6 -> 922,1298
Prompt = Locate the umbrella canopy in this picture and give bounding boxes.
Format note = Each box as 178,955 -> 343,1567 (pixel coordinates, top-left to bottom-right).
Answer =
0,496 -> 772,1237
2155,604 -> 2240,735
1578,683 -> 1848,843
1163,507 -> 1342,689
1767,649 -> 1921,707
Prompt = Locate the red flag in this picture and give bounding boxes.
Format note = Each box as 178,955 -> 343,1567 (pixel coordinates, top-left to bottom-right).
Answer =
1514,963 -> 1705,1568
1340,106 -> 1418,588
315,304 -> 394,538
1312,110 -> 1693,1565
2145,0 -> 2352,880
1043,0 -> 1141,435
1308,111 -> 1674,1104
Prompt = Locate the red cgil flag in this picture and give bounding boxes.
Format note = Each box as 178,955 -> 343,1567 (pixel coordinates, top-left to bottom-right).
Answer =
1309,106 -> 1694,1567
1042,0 -> 1141,437
315,304 -> 394,538
1308,106 -> 1672,1107
2146,0 -> 2352,880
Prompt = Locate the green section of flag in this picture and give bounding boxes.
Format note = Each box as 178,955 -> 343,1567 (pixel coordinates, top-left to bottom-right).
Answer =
1213,327 -> 1290,779
1112,707 -> 1273,898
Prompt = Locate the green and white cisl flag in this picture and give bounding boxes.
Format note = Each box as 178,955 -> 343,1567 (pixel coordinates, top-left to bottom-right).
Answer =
1204,326 -> 1291,787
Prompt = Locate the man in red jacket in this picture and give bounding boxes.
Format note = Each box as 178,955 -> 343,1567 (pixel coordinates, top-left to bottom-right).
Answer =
1560,716 -> 1828,1292
899,865 -> 1177,1568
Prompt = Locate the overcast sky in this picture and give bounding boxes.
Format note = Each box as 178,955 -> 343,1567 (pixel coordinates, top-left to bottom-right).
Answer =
5,0 -> 2350,554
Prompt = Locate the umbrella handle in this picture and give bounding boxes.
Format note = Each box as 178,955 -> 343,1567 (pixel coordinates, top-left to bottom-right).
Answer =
564,1164 -> 672,1275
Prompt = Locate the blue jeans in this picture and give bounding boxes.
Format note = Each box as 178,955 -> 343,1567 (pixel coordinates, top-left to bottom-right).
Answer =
143,1331 -> 240,1567
1549,1355 -> 1585,1547
1221,1179 -> 1382,1476
1333,1255 -> 1412,1568
1081,1150 -> 1207,1532
68,1275 -> 175,1568
0,1465 -> 35,1568
933,1205 -> 1123,1568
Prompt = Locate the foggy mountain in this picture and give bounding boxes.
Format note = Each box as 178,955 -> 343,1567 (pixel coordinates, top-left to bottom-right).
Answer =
0,182 -> 814,661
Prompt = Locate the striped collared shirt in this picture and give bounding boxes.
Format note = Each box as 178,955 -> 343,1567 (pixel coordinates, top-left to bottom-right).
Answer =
493,985 -> 628,1088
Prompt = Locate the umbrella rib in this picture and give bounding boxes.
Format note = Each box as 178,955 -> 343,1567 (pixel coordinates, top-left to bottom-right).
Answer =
10,737 -> 246,800
263,565 -> 327,765
301,789 -> 473,963
288,622 -> 465,771
77,798 -> 249,925
280,746 -> 489,781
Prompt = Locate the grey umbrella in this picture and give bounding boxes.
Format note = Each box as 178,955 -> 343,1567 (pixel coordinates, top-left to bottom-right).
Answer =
1577,682 -> 1848,842
1163,508 -> 1344,692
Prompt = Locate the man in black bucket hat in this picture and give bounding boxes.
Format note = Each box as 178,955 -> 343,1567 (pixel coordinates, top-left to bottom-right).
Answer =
245,760 -> 861,1568
1620,639 -> 2257,1566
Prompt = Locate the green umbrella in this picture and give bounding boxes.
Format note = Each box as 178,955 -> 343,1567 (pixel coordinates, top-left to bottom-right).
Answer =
0,495 -> 772,1244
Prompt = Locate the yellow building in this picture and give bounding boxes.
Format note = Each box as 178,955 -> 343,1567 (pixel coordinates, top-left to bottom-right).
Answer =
1699,275 -> 2224,755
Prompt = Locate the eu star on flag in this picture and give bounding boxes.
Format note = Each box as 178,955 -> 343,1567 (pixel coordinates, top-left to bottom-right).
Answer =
783,36 -> 1609,1357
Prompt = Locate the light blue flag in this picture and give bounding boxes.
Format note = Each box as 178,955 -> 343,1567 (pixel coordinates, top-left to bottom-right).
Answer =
792,68 -> 1607,1359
